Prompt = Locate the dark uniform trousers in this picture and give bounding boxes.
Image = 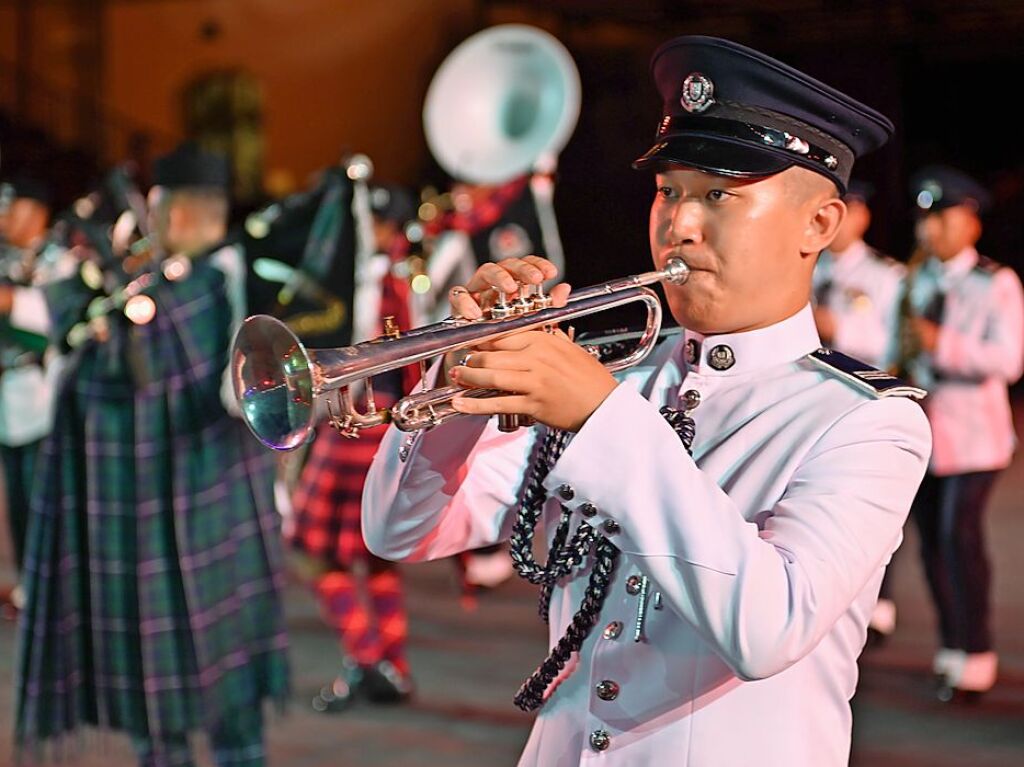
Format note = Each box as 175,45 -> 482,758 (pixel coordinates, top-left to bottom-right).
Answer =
911,470 -> 1000,653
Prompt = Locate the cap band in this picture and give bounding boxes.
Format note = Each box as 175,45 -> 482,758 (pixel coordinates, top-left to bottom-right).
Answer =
655,114 -> 853,183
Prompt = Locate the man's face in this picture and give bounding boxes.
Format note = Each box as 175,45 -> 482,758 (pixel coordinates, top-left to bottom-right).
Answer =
2,198 -> 49,249
917,206 -> 981,262
649,165 -> 837,334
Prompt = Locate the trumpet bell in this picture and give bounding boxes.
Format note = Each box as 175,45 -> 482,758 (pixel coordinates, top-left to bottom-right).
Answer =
232,314 -> 316,450
424,24 -> 581,184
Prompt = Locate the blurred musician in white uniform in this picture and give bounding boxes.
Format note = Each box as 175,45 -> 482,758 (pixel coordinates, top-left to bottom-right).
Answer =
812,180 -> 906,640
904,165 -> 1024,700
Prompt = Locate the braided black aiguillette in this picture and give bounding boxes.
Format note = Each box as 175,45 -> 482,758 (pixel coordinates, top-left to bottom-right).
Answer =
510,405 -> 695,712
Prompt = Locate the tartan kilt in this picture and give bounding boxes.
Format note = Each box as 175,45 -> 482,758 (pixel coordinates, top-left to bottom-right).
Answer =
287,395 -> 395,569
15,260 -> 289,747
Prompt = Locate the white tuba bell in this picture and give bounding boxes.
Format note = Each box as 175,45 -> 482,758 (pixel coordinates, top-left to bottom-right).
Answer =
423,23 -> 581,185
416,25 -> 581,322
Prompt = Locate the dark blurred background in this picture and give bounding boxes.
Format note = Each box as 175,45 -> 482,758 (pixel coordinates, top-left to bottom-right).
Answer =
2,0 -> 1023,288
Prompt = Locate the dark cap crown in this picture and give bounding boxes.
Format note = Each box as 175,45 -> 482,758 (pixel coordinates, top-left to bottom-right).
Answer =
911,165 -> 990,214
153,141 -> 230,191
370,184 -> 417,225
2,175 -> 52,206
634,36 -> 894,192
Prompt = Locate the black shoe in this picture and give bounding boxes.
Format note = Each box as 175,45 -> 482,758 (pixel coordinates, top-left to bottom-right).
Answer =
360,660 -> 414,704
864,627 -> 889,650
936,684 -> 984,705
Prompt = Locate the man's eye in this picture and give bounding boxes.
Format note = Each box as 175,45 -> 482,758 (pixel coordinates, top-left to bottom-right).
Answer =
707,189 -> 730,202
657,185 -> 677,199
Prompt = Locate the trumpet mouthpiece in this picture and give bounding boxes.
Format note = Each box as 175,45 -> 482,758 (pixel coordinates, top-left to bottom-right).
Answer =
662,258 -> 690,285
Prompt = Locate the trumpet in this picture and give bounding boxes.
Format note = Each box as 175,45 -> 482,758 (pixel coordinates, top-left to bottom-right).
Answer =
231,258 -> 690,451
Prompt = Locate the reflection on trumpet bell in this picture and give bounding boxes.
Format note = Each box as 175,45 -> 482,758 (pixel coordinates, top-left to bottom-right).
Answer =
231,259 -> 690,451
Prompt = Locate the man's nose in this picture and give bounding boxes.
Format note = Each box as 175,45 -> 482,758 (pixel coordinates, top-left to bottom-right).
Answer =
669,200 -> 704,244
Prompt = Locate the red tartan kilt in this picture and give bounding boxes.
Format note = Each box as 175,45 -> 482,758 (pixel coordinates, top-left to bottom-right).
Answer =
287,403 -> 394,568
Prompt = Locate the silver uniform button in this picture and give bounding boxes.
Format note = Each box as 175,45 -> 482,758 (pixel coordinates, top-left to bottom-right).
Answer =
684,337 -> 700,364
602,519 -> 621,535
625,575 -> 643,595
603,620 -> 624,639
681,388 -> 702,412
579,502 -> 597,518
590,729 -> 611,752
558,483 -> 575,501
708,344 -> 735,371
595,679 -> 620,701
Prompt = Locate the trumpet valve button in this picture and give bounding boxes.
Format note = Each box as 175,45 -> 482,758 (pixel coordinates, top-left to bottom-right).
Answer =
490,305 -> 515,319
532,293 -> 553,310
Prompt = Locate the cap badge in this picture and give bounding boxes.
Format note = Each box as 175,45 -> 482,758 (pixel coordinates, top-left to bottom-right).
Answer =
916,179 -> 942,210
680,72 -> 715,113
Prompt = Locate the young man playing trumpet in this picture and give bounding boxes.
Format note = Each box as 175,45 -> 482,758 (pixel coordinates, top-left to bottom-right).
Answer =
363,36 -> 931,766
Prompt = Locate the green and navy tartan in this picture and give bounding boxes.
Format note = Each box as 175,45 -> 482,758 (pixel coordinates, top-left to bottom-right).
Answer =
15,258 -> 289,748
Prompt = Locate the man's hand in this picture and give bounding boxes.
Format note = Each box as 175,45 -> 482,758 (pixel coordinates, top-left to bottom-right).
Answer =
448,329 -> 619,432
448,256 -> 570,319
442,256 -> 571,383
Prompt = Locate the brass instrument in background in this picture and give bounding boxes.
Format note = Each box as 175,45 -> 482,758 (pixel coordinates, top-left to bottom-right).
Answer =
409,24 -> 582,316
231,258 -> 690,451
891,244 -> 929,383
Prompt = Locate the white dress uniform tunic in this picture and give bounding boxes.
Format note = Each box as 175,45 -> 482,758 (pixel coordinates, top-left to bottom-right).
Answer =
363,304 -> 932,766
814,240 -> 905,369
0,242 -> 76,446
907,246 -> 1024,475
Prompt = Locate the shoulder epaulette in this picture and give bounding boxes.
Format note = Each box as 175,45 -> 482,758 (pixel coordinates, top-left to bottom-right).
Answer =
973,255 -> 1003,275
577,326 -> 683,363
807,348 -> 927,400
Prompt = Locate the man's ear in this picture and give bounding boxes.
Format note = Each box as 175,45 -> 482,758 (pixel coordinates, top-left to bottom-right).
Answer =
801,196 -> 846,257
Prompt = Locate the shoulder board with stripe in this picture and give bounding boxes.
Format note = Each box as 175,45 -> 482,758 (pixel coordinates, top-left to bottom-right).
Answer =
807,348 -> 927,400
973,254 -> 1003,275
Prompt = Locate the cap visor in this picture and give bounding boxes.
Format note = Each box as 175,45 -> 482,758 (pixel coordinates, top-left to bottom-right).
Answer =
633,135 -> 794,177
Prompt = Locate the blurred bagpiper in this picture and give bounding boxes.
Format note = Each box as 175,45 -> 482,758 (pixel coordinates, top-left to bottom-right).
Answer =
14,143 -> 289,767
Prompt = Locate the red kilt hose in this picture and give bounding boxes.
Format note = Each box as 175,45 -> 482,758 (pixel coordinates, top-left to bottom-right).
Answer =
287,248 -> 414,569
287,402 -> 394,568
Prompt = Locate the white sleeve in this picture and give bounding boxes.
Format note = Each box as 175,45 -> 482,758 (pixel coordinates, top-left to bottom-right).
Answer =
543,383 -> 932,681
9,286 -> 51,336
362,410 -> 538,562
934,268 -> 1024,383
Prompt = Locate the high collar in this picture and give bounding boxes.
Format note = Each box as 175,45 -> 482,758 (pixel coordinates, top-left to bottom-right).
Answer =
921,246 -> 977,288
678,303 -> 822,377
939,246 -> 978,278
